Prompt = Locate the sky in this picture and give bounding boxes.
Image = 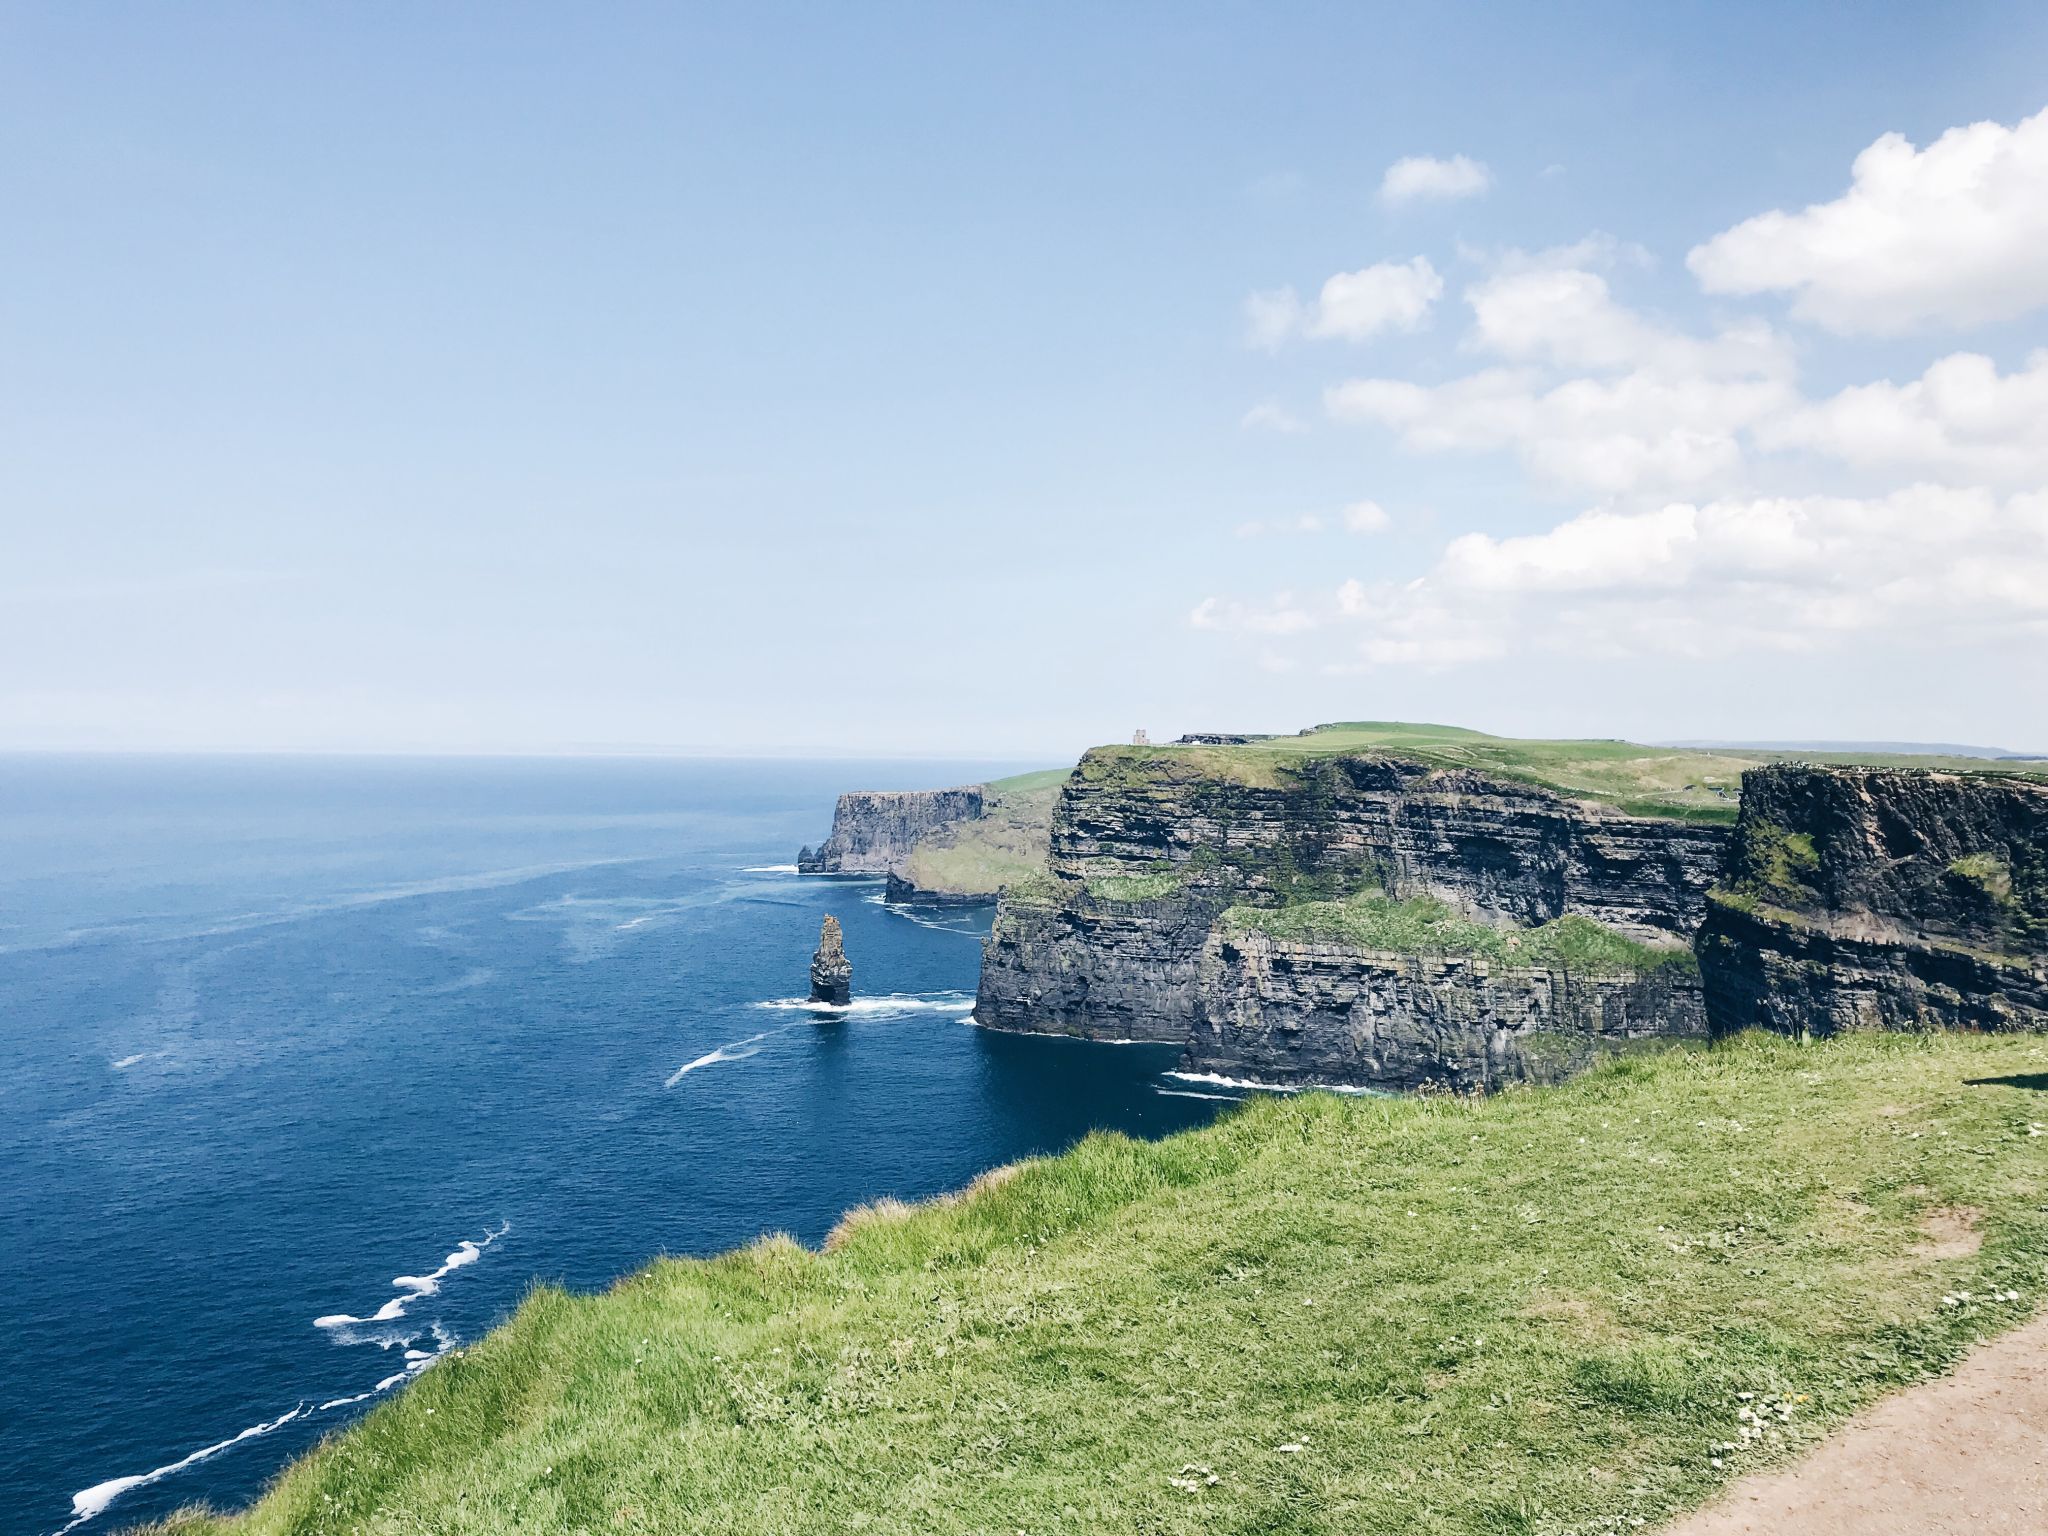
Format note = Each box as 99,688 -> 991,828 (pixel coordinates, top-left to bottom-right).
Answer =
3,2 -> 2046,759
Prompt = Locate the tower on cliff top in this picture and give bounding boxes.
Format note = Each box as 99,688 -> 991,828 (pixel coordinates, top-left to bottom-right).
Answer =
1133,728 -> 1150,745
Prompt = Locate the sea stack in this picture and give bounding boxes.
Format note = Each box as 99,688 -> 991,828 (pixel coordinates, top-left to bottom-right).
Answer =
809,915 -> 851,1006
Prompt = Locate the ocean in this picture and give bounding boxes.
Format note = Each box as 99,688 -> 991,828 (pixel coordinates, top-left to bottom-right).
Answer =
0,755 -> 1224,1534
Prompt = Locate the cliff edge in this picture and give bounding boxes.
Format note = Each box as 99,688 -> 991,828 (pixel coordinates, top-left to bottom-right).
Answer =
1698,764 -> 2048,1036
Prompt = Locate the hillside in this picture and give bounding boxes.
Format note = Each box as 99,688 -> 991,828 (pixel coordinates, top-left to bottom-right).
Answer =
896,770 -> 1065,898
150,1032 -> 2048,1536
1112,722 -> 2046,824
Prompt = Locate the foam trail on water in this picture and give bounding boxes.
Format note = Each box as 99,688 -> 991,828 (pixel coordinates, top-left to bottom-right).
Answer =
1155,1088 -> 1246,1102
753,991 -> 976,1017
664,1031 -> 773,1085
739,864 -> 799,873
312,1224 -> 509,1331
63,1404 -> 307,1531
1164,1070 -> 1382,1097
859,890 -> 985,936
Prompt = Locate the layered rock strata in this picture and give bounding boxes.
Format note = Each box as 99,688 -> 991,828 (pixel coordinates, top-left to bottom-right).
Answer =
1190,927 -> 1703,1092
798,788 -> 985,875
1697,765 -> 2048,1036
976,749 -> 1727,1086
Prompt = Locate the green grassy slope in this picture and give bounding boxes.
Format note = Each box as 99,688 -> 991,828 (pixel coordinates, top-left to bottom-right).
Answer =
154,1033 -> 2048,1536
900,775 -> 1065,896
1091,722 -> 2045,823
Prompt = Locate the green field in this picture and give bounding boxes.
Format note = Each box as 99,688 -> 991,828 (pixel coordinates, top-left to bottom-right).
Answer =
899,773 -> 1066,896
153,1032 -> 2048,1536
1224,893 -> 1696,974
1084,722 -> 2044,823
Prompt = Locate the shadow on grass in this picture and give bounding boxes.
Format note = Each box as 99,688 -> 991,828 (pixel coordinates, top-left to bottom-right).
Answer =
1965,1073 -> 2048,1092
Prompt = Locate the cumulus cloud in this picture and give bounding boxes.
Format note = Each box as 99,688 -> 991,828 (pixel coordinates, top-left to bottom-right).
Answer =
1323,260 -> 1801,496
1245,258 -> 1442,348
1688,105 -> 2048,334
1342,500 -> 1392,533
1758,349 -> 2048,486
1380,154 -> 1492,205
1325,485 -> 2048,665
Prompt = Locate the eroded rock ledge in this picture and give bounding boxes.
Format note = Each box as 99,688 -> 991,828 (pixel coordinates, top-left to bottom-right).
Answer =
1698,765 -> 2048,1036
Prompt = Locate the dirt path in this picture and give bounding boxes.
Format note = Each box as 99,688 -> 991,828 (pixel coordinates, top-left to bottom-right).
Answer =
1664,1312 -> 2048,1534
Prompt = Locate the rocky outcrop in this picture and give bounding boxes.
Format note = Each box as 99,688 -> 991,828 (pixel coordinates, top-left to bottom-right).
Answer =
1698,765 -> 2048,1037
809,916 -> 851,1005
798,788 -> 986,875
975,749 -> 1728,1086
1189,928 -> 1704,1092
882,871 -> 999,908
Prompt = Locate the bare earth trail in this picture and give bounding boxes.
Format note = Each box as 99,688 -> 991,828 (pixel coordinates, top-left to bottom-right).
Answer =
1664,1312 -> 2048,1534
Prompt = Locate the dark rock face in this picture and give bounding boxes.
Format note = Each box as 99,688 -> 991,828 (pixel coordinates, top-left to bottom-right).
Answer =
1698,766 -> 2048,1037
975,750 -> 1727,1084
798,788 -> 985,874
882,871 -> 996,908
809,915 -> 851,1005
1190,928 -> 1704,1092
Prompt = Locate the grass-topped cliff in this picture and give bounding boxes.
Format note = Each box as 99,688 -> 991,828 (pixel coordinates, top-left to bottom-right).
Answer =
151,1032 -> 2048,1536
1222,892 -> 1697,976
1086,722 -> 2045,824
896,770 -> 1066,898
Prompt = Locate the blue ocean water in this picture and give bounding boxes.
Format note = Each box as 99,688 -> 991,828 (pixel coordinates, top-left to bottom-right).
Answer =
0,756 -> 1223,1535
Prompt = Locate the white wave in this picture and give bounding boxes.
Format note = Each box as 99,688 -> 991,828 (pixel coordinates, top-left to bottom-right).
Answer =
739,864 -> 799,873
1164,1070 -> 1381,1097
109,1050 -> 168,1070
313,1224 -> 508,1331
752,991 -> 977,1017
63,1403 -> 307,1530
1155,1088 -> 1246,1102
664,1031 -> 773,1085
858,890 -> 985,936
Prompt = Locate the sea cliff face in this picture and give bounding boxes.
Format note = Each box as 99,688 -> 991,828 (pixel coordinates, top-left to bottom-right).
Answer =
798,788 -> 986,875
975,749 -> 1726,1086
1698,765 -> 2048,1036
1190,927 -> 1704,1091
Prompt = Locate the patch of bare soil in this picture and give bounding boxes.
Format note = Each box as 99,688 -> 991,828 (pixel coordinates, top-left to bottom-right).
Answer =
1661,1311 -> 2048,1534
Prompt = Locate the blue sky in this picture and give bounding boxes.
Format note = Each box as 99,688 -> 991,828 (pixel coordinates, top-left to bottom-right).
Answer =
4,3 -> 2047,758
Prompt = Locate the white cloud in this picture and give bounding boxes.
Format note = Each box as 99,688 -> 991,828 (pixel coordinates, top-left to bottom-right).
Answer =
1239,401 -> 1308,434
1189,593 -> 1317,634
1758,349 -> 2048,486
1380,154 -> 1492,205
1245,258 -> 1442,348
1688,105 -> 2048,334
1342,501 -> 1391,533
1321,485 -> 2048,665
1324,262 -> 1796,496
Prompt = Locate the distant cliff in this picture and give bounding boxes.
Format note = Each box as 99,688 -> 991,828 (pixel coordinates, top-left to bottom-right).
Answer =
798,788 -> 986,875
1698,765 -> 2048,1036
976,747 -> 1723,1089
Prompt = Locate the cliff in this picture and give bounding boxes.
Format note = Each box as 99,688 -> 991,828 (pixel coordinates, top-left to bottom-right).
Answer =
976,746 -> 1724,1087
798,787 -> 986,875
1698,765 -> 2048,1036
1191,924 -> 1703,1091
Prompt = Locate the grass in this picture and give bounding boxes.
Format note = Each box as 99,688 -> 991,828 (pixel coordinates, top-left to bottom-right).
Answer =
1224,893 -> 1696,974
900,776 -> 1065,897
151,1033 -> 2048,1536
1081,722 -> 2046,824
